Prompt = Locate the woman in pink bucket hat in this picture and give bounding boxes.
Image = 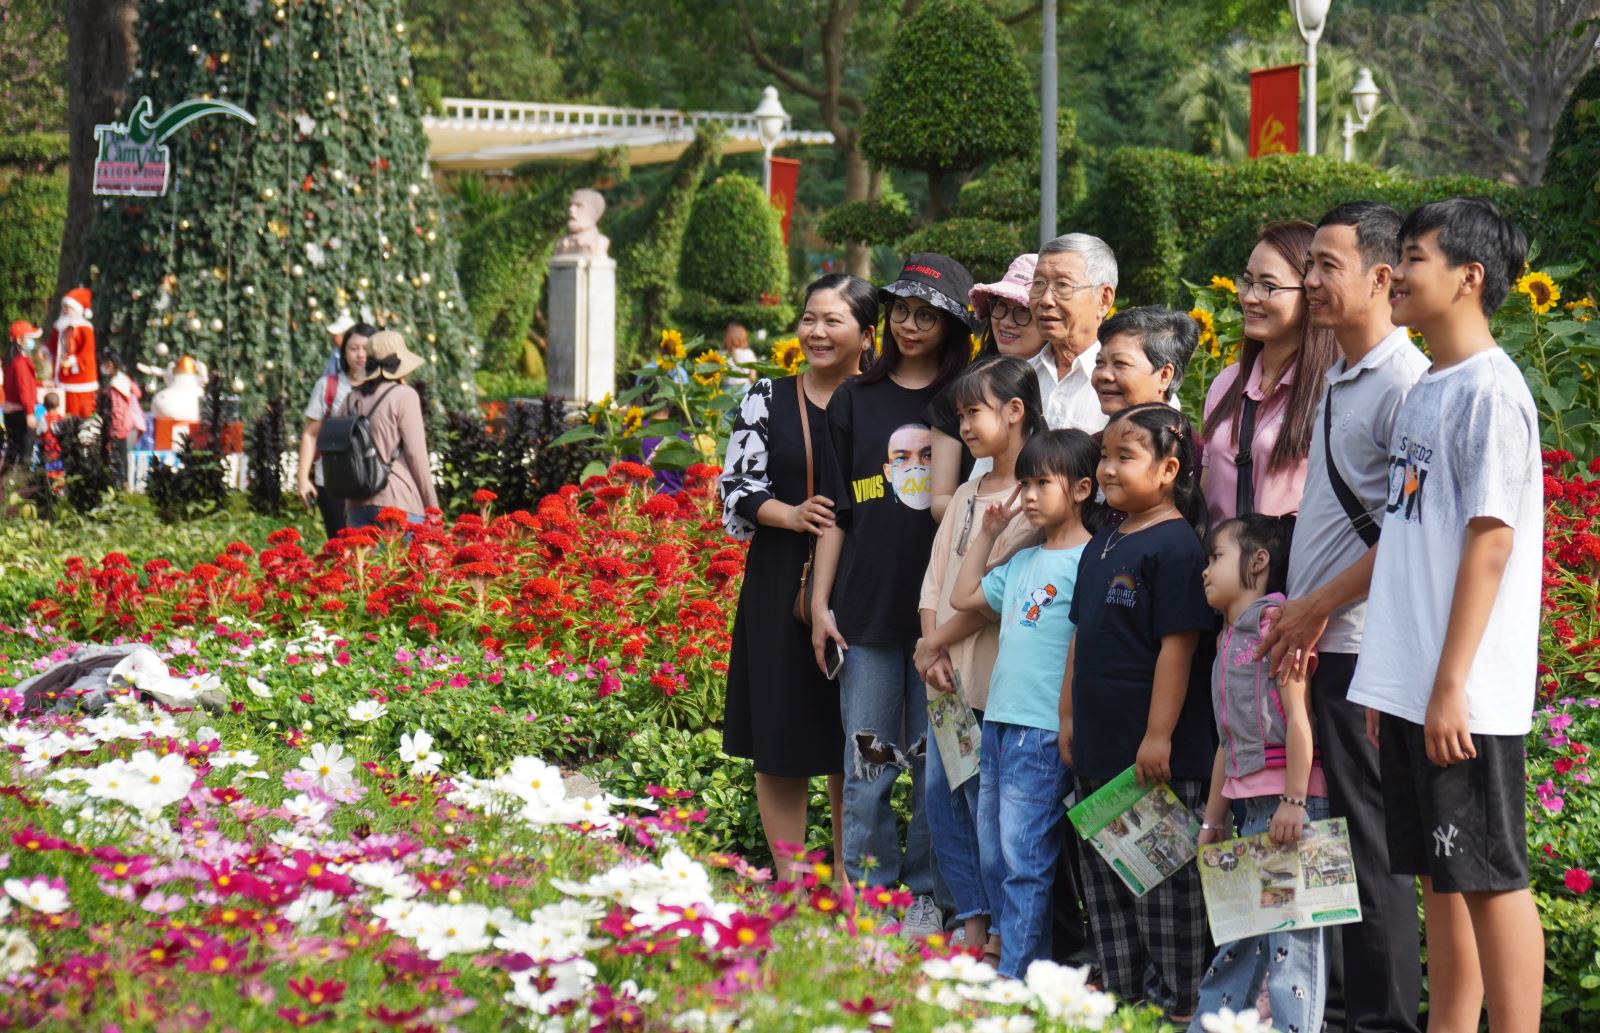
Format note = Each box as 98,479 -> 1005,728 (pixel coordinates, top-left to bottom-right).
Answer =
970,253 -> 1045,361
927,253 -> 1046,517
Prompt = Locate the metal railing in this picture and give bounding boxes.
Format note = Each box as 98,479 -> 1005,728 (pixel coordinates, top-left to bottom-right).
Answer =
428,98 -> 791,139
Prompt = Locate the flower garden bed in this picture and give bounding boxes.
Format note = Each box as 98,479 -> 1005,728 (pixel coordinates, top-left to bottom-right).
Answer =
1,448 -> 1598,1026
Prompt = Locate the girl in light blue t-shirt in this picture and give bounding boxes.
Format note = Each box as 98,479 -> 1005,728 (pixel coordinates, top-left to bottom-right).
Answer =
951,428 -> 1097,977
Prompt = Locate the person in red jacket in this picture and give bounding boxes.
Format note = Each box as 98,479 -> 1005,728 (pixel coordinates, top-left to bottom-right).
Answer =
3,319 -> 42,473
47,287 -> 97,418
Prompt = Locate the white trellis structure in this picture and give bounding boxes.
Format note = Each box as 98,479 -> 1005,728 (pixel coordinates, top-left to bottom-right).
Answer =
422,98 -> 835,173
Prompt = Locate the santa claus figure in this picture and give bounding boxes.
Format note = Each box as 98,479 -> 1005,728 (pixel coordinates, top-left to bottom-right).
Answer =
47,287 -> 97,418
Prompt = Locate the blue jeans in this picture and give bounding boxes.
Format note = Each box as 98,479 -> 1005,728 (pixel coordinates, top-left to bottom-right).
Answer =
926,705 -> 986,923
1192,795 -> 1331,1033
346,505 -> 425,529
978,721 -> 1072,978
838,642 -> 932,895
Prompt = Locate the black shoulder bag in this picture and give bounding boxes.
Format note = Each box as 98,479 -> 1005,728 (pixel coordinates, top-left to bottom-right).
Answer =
1322,386 -> 1380,548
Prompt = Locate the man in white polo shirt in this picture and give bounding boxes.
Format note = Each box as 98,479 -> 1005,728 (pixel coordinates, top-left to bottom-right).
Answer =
1260,201 -> 1429,1033
1028,233 -> 1115,433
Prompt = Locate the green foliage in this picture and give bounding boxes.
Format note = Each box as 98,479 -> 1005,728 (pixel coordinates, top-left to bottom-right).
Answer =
56,417 -> 119,515
955,109 -> 1090,225
816,198 -> 915,250
472,368 -> 547,402
1542,64 -> 1600,300
455,152 -> 626,371
146,437 -> 230,523
245,397 -> 288,516
0,132 -> 69,170
899,217 -> 1026,285
614,127 -> 723,354
1077,149 -> 1542,303
859,0 -> 1037,211
0,0 -> 67,133
81,0 -> 480,413
675,173 -> 791,337
0,171 -> 66,322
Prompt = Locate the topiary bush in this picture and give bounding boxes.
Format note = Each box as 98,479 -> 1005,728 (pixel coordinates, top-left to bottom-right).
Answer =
246,397 -> 287,516
898,217 -> 1027,285
674,172 -> 792,337
859,0 -> 1038,217
0,172 -> 67,323
817,198 -> 915,250
1542,64 -> 1600,300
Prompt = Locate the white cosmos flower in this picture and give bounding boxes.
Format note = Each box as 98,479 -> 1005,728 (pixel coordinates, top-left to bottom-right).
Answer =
399,730 -> 444,775
346,700 -> 387,723
282,888 -> 341,929
409,901 -> 494,960
0,928 -> 37,978
209,747 -> 259,769
246,677 -> 272,699
282,793 -> 330,824
924,953 -> 998,983
349,862 -> 418,900
1201,1008 -> 1272,1033
4,877 -> 70,914
298,742 -> 356,790
1025,960 -> 1116,1027
973,1018 -> 1035,1033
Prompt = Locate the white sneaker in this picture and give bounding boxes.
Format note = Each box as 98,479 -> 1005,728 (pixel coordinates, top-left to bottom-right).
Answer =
900,894 -> 945,938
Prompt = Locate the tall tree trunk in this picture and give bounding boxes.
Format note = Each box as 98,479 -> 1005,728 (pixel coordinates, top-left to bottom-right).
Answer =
56,0 -> 139,316
842,136 -> 873,278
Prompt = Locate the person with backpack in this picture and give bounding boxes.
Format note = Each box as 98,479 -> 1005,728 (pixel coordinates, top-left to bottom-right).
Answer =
296,323 -> 374,538
323,329 -> 437,529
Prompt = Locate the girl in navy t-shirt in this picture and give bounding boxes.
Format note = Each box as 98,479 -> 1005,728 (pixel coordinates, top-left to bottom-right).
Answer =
1064,402 -> 1214,1023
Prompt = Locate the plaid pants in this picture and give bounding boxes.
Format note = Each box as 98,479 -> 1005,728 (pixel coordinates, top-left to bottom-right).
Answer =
1076,775 -> 1211,1018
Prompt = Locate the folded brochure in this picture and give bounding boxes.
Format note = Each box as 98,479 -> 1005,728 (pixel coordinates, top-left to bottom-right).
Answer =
1198,817 -> 1362,943
927,686 -> 981,790
1067,766 -> 1198,897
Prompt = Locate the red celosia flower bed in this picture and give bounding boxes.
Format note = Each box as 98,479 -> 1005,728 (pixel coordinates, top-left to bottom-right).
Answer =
29,464 -> 742,707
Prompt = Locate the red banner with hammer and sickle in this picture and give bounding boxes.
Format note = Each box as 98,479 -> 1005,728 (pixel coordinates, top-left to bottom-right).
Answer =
1249,64 -> 1301,158
768,157 -> 801,245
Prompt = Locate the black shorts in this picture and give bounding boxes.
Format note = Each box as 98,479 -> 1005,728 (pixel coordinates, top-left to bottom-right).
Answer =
1378,712 -> 1529,893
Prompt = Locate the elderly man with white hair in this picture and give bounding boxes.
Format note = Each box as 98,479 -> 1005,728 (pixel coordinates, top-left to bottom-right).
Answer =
1028,233 -> 1118,433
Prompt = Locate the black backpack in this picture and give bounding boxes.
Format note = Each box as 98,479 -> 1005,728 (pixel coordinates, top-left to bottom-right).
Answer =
316,382 -> 402,500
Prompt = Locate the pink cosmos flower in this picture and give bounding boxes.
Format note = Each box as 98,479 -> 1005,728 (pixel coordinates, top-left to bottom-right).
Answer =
1565,868 -> 1592,894
141,890 -> 189,914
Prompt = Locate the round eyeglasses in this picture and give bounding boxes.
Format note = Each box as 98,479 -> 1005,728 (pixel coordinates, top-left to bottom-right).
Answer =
889,299 -> 941,332
989,300 -> 1032,326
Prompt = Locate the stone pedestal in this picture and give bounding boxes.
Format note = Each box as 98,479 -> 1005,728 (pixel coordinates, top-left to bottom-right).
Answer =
547,253 -> 616,403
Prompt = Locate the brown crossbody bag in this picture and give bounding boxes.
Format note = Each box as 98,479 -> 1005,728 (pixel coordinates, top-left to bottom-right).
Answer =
792,374 -> 818,626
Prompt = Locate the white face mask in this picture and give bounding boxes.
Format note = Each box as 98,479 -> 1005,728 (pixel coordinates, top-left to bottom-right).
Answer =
889,464 -> 932,510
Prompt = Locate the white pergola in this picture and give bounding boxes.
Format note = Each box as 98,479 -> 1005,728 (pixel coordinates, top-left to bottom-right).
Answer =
422,98 -> 835,173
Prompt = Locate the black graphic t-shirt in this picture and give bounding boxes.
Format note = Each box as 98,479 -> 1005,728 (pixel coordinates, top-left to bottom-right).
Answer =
820,376 -> 941,643
1068,518 -> 1216,780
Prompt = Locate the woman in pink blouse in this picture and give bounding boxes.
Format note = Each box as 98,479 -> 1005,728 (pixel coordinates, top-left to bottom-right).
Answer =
1200,222 -> 1339,527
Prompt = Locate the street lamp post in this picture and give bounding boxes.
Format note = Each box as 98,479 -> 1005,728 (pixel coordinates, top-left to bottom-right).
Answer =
753,86 -> 788,194
1342,66 -> 1381,161
1040,0 -> 1058,245
1289,0 -> 1331,156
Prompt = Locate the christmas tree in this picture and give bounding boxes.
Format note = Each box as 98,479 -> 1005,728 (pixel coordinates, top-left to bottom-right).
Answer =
82,0 -> 477,409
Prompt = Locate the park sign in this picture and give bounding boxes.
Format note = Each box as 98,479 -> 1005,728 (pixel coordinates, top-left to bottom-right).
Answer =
93,95 -> 257,197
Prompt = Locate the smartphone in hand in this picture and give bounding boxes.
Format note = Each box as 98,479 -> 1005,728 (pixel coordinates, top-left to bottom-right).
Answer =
824,640 -> 844,681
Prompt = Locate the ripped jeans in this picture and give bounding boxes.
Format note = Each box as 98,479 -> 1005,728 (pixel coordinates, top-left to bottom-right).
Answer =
837,641 -> 933,896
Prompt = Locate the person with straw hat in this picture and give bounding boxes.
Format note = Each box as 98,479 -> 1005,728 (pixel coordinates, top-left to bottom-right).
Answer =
342,330 -> 438,529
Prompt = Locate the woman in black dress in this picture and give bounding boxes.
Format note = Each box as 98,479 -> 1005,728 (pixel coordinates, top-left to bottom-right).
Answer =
720,273 -> 879,878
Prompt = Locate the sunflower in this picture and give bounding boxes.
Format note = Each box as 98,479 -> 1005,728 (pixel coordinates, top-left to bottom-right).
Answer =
621,405 -> 645,435
1516,270 -> 1561,315
693,350 -> 728,387
1189,308 -> 1219,355
587,392 -> 612,426
771,337 -> 803,375
969,334 -> 983,360
1566,296 -> 1595,323
658,328 -> 687,360
1210,275 -> 1238,295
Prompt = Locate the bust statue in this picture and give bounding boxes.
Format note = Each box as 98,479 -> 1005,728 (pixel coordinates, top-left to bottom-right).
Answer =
554,188 -> 610,258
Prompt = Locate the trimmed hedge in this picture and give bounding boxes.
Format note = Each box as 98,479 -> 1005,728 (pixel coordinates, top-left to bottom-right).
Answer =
1543,64 -> 1600,298
817,198 -> 915,250
898,217 -> 1027,285
0,172 -> 68,322
1074,149 -> 1549,304
0,133 -> 70,171
675,172 -> 792,337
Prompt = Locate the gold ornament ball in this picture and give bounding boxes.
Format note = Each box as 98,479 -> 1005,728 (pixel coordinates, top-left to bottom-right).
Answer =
187,317 -> 203,332
291,264 -> 305,277
209,318 -> 224,332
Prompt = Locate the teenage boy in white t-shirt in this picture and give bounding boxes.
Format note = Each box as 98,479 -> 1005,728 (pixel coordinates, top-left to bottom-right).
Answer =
1349,196 -> 1542,1033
